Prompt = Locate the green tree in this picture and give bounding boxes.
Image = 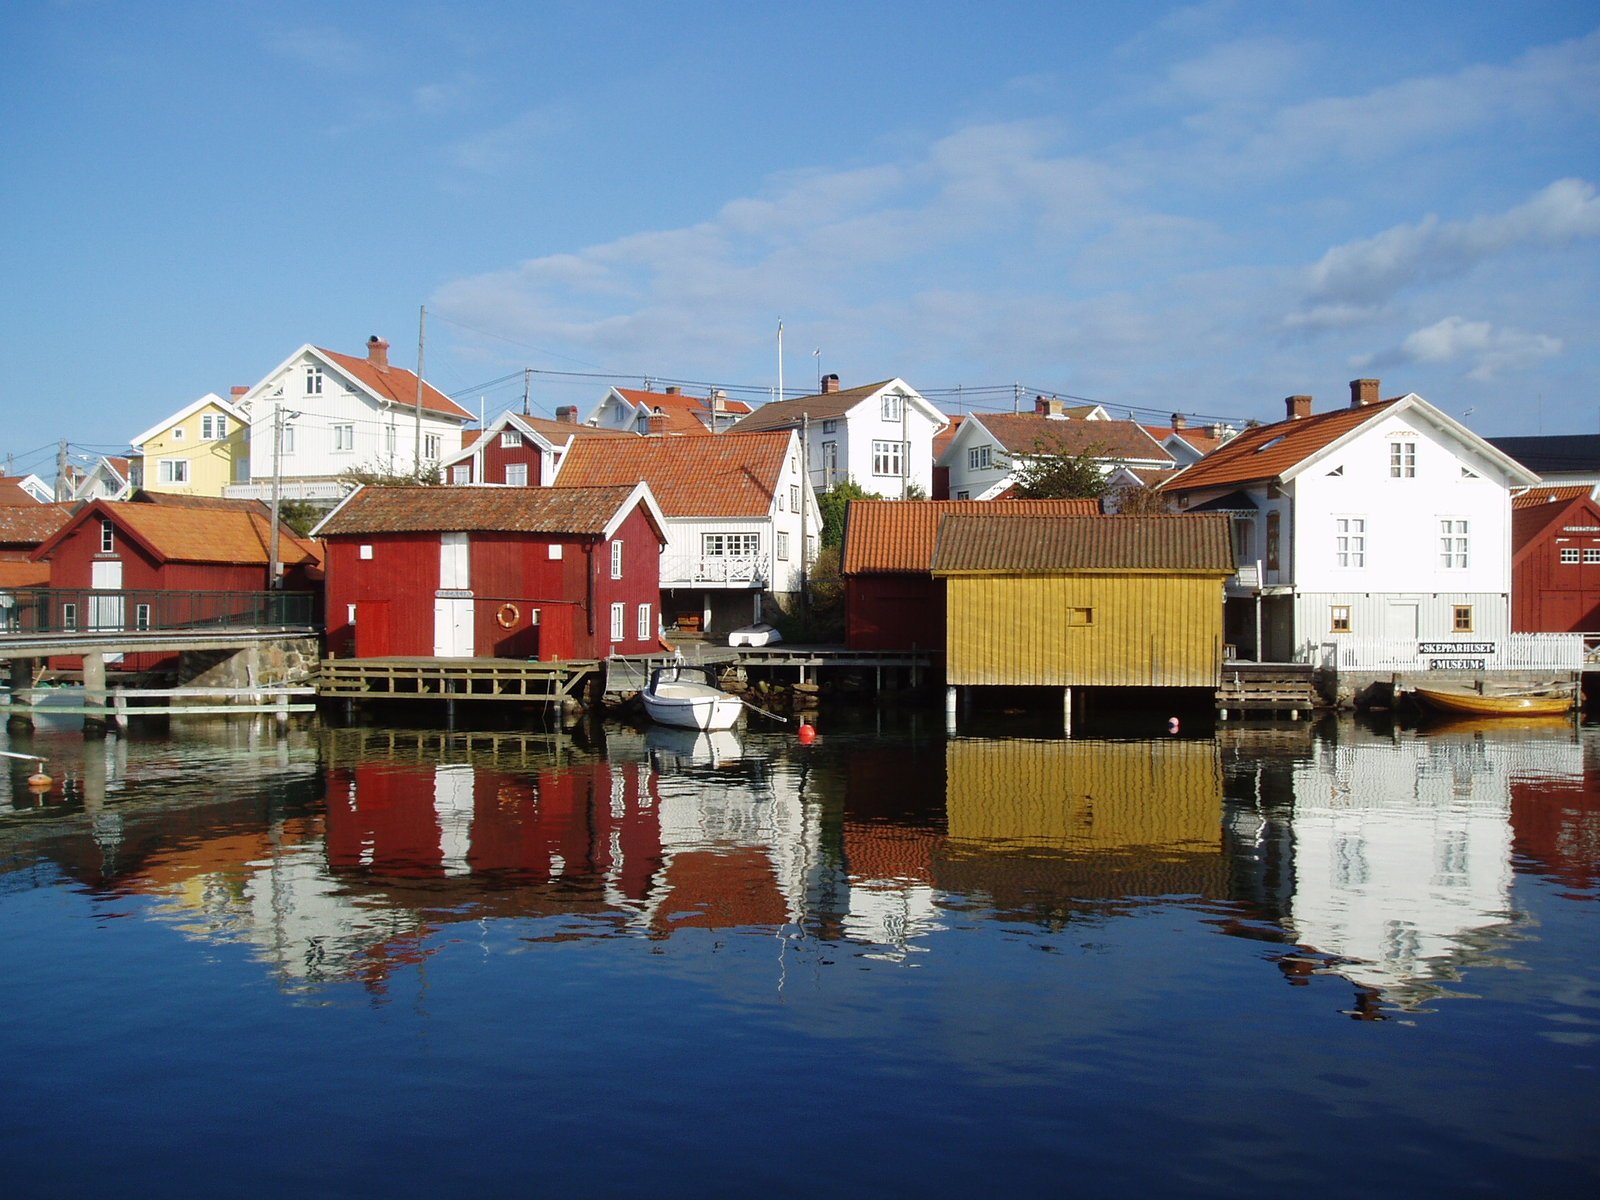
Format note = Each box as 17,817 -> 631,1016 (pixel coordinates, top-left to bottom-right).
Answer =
817,478 -> 884,549
337,461 -> 443,489
1007,438 -> 1115,500
1106,482 -> 1174,514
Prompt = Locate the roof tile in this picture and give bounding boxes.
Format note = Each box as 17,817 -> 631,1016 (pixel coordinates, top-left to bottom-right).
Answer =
1162,401 -> 1398,491
555,431 -> 790,517
842,499 -> 1100,575
318,484 -> 647,537
931,514 -> 1235,574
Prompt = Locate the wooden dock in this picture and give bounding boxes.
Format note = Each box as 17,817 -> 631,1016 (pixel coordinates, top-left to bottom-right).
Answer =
1215,662 -> 1320,719
318,656 -> 603,705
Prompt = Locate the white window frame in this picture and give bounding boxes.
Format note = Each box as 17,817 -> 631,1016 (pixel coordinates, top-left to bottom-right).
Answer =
611,540 -> 624,579
637,603 -> 651,641
451,465 -> 470,484
777,532 -> 790,560
305,365 -> 323,395
333,423 -> 355,452
1439,518 -> 1469,569
423,433 -> 441,462
872,440 -> 906,478
1584,549 -> 1600,565
135,603 -> 152,631
62,602 -> 77,631
505,463 -> 528,487
100,520 -> 114,554
385,425 -> 396,456
703,532 -> 759,558
281,424 -> 296,454
789,484 -> 801,511
968,445 -> 992,471
501,430 -> 523,448
881,392 -> 904,422
158,459 -> 190,484
1389,440 -> 1416,478
1334,517 -> 1366,568
610,602 -> 625,642
1560,547 -> 1580,564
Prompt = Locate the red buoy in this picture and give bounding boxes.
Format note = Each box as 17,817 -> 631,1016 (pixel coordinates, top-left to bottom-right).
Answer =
797,722 -> 817,745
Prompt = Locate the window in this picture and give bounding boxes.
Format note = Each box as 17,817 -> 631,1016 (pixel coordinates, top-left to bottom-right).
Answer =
281,424 -> 296,454
1266,511 -> 1280,572
805,535 -> 817,561
451,465 -> 470,484
822,419 -> 837,434
1331,605 -> 1352,633
611,540 -> 623,579
423,433 -> 441,462
872,440 -> 906,477
955,490 -> 970,500
171,426 -> 185,441
969,445 -> 993,471
100,520 -> 114,553
637,603 -> 651,641
333,423 -> 354,451
135,604 -> 151,631
1335,517 -> 1366,568
1453,605 -> 1473,632
158,459 -> 190,484
610,603 -> 625,641
1389,440 -> 1416,477
1560,547 -> 1580,564
62,603 -> 77,631
505,463 -> 528,487
1232,517 -> 1255,564
790,484 -> 801,511
385,425 -> 396,456
777,492 -> 784,512
1585,549 -> 1600,565
305,365 -> 323,395
821,441 -> 838,485
1066,607 -> 1094,626
548,544 -> 563,560
777,532 -> 790,560
201,414 -> 227,440
359,545 -> 373,560
882,392 -> 904,422
704,533 -> 760,557
502,430 -> 523,447
1439,519 -> 1469,569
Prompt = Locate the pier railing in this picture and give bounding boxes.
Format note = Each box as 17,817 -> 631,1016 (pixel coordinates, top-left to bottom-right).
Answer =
0,588 -> 318,636
1318,632 -> 1584,672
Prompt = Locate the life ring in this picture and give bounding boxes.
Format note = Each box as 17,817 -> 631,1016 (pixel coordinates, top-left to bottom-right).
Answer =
496,602 -> 520,629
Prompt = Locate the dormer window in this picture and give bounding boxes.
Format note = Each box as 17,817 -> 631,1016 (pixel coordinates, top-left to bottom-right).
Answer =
968,445 -> 993,470
1390,440 -> 1416,477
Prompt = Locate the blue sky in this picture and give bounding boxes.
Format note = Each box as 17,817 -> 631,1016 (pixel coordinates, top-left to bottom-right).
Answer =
3,1 -> 1597,481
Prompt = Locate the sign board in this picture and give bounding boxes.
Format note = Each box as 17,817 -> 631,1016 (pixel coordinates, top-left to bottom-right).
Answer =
1429,658 -> 1486,670
1418,642 -> 1495,654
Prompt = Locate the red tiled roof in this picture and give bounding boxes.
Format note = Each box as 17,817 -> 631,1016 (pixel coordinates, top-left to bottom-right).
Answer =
0,558 -> 50,588
1513,485 -> 1593,510
967,414 -> 1173,463
0,477 -> 44,506
931,514 -> 1235,574
317,346 -> 474,422
1161,401 -> 1399,491
37,502 -> 318,567
933,414 -> 965,460
0,502 -> 73,546
842,499 -> 1100,575
1144,425 -> 1229,455
318,484 -> 653,537
554,431 -> 790,517
614,388 -> 752,435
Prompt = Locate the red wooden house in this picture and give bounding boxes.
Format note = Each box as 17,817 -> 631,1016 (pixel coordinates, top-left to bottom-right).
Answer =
314,483 -> 668,660
1511,487 -> 1600,632
840,499 -> 1100,651
442,410 -> 635,487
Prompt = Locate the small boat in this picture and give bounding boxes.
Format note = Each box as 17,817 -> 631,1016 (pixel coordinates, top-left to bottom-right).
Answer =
641,661 -> 744,731
728,622 -> 782,647
1409,684 -> 1573,717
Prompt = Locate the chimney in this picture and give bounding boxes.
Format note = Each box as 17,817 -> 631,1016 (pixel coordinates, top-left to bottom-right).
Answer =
555,405 -> 577,424
367,335 -> 390,371
710,389 -> 726,412
1350,378 -> 1380,408
664,385 -> 681,395
231,386 -> 249,398
1034,396 -> 1065,417
1286,395 -> 1313,421
647,412 -> 668,435
1170,413 -> 1188,431
820,373 -> 841,394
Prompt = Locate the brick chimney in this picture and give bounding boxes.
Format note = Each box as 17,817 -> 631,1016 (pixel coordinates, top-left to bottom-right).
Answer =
1171,413 -> 1188,431
1035,396 -> 1065,417
366,335 -> 390,372
231,386 -> 249,399
555,405 -> 577,424
1350,378 -> 1380,408
1286,394 -> 1313,421
820,374 -> 841,394
647,411 -> 668,434
664,385 -> 681,395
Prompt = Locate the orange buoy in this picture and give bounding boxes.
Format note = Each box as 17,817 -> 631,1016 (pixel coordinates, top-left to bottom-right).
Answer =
797,723 -> 817,745
27,771 -> 52,791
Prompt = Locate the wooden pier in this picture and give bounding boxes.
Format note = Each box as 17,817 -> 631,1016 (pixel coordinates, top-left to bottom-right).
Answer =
318,656 -> 604,706
1215,662 -> 1320,719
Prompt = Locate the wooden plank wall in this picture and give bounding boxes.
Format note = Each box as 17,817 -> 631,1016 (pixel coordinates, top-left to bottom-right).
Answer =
944,574 -> 1224,688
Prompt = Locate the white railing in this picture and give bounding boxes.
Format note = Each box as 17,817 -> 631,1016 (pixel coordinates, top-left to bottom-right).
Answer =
1318,632 -> 1584,672
1231,563 -> 1260,589
660,553 -> 769,588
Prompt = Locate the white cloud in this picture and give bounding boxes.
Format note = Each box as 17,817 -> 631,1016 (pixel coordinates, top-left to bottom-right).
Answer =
450,107 -> 567,174
1364,315 -> 1563,381
1304,178 -> 1600,305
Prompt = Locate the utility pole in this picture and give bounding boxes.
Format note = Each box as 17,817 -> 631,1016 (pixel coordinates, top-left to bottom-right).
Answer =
270,405 -> 286,589
56,440 -> 69,500
522,368 -> 532,416
414,305 -> 426,476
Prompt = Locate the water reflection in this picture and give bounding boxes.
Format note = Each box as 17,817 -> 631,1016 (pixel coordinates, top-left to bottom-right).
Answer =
1,713 -> 1595,1016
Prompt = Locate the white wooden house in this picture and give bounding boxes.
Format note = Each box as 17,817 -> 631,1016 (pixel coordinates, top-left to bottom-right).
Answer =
228,336 -> 475,504
1160,379 -> 1568,675
938,402 -> 1175,500
583,385 -> 752,435
728,376 -> 948,498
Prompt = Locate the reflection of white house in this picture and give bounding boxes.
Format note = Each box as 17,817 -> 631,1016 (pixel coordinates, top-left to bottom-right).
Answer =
729,376 -> 948,497
1161,380 -> 1551,668
228,336 -> 475,504
1280,725 -> 1575,1008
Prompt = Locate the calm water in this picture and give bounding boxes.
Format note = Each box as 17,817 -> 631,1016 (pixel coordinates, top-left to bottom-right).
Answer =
1,706 -> 1596,1199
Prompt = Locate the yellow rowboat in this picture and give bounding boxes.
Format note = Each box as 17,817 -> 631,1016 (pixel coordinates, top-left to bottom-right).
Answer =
1410,685 -> 1574,717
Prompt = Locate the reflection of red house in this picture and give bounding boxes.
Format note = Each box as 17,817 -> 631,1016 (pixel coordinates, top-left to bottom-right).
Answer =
314,483 -> 668,660
1510,774 -> 1600,896
840,499 -> 1099,651
1511,487 -> 1600,631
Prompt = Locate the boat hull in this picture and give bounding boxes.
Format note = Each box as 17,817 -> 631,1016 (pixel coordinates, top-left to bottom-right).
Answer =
641,668 -> 744,731
1411,685 -> 1573,717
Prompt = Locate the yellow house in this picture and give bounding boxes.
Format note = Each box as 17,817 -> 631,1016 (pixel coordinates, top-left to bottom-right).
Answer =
931,513 -> 1235,703
129,393 -> 249,498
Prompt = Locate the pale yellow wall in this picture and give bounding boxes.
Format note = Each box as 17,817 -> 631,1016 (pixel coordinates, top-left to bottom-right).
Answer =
134,405 -> 247,496
944,572 -> 1227,688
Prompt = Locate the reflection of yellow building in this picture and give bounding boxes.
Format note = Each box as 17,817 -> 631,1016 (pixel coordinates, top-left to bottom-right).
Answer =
129,392 -> 249,497
941,737 -> 1228,900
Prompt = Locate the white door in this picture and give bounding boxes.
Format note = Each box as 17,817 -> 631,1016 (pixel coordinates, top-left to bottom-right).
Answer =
433,597 -> 474,657
90,560 -> 124,631
1386,601 -> 1420,641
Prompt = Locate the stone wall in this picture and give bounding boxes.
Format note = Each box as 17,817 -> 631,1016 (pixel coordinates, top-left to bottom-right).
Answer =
179,637 -> 321,691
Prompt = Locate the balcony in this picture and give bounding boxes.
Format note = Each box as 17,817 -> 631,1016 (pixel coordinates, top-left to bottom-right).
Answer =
660,553 -> 770,590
